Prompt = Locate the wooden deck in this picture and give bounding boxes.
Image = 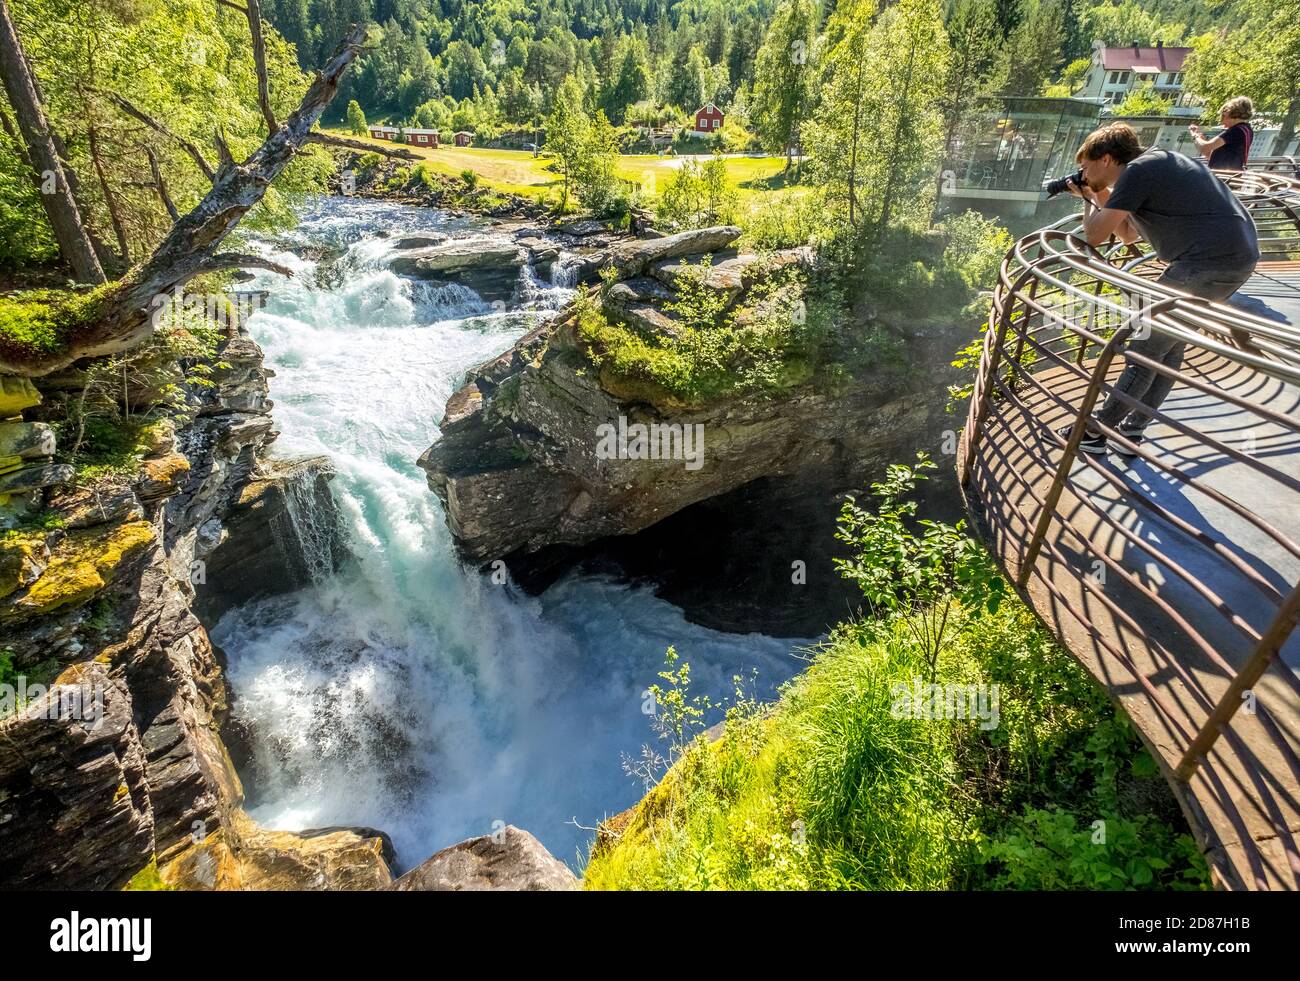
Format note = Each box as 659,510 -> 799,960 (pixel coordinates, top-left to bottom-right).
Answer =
960,261 -> 1300,890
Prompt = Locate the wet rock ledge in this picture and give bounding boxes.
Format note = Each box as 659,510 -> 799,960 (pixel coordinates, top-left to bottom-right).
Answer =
417,226 -> 961,630
0,331 -> 393,890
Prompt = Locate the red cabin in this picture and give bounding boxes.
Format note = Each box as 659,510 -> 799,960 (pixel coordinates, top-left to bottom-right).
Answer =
694,103 -> 724,134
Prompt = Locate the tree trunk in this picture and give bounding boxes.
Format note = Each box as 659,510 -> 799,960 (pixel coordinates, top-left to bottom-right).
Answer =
1,22 -> 370,376
876,39 -> 920,247
1279,93 -> 1300,153
88,121 -> 130,265
846,55 -> 867,227
0,0 -> 104,283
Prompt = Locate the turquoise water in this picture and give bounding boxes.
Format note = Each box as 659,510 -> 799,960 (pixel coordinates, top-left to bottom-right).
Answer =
214,197 -> 807,870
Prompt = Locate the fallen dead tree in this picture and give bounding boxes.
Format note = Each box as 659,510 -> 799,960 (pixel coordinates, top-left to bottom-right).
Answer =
0,4 -> 409,377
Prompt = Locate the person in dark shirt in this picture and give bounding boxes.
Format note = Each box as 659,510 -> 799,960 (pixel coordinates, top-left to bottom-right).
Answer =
1059,123 -> 1260,456
1189,96 -> 1254,171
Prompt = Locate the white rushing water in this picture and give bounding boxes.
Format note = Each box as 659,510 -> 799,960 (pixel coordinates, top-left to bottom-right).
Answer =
214,196 -> 807,870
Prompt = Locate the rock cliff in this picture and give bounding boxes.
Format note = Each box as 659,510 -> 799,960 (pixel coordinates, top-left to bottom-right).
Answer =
417,227 -> 962,631
0,329 -> 392,890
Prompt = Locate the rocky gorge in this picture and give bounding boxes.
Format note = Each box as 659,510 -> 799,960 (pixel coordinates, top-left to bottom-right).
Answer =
1,188 -> 963,890
0,308 -> 576,890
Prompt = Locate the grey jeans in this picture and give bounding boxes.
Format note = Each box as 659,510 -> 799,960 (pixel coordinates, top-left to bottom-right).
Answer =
1094,260 -> 1255,431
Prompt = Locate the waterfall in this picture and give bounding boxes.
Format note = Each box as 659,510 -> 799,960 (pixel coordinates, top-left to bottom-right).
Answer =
216,196 -> 805,869
548,255 -> 581,289
276,468 -> 337,586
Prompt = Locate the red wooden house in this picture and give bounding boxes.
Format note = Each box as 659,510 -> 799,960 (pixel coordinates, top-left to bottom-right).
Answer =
694,102 -> 724,134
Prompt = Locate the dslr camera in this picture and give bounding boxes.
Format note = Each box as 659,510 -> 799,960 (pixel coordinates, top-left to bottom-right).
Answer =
1044,169 -> 1085,198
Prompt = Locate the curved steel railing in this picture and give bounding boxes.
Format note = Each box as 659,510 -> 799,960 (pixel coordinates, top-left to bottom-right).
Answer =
959,171 -> 1300,890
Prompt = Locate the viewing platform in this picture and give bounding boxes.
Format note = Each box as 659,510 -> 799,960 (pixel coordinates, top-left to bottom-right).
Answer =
958,170 -> 1300,889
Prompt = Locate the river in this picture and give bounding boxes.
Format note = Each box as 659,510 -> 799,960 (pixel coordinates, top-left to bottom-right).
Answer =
212,196 -> 808,871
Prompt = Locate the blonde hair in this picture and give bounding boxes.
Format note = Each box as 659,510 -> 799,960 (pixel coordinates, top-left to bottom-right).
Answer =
1221,96 -> 1253,121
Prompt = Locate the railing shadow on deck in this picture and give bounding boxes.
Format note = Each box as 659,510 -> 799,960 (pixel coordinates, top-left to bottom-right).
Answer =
957,169 -> 1300,890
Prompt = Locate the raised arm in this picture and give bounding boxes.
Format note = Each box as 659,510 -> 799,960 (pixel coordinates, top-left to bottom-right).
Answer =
1188,123 -> 1224,161
1071,181 -> 1141,247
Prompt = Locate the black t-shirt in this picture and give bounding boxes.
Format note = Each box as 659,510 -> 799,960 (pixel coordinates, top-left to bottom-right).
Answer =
1103,148 -> 1259,266
1208,122 -> 1253,170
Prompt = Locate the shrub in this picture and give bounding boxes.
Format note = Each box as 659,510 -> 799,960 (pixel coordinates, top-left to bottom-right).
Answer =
585,459 -> 1209,891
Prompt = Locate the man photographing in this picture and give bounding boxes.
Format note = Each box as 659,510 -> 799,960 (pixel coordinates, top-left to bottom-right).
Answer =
1061,123 -> 1259,456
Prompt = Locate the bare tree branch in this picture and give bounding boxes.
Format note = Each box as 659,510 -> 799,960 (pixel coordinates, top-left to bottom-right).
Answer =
144,145 -> 179,222
2,22 -> 371,376
100,90 -> 216,182
245,0 -> 279,135
306,130 -> 420,159
212,128 -> 236,177
196,252 -> 293,277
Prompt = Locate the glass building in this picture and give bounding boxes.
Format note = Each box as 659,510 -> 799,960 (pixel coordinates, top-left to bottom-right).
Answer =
946,96 -> 1103,197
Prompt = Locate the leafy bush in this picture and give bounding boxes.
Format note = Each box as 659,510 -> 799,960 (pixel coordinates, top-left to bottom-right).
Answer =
655,154 -> 737,230
586,459 -> 1209,891
576,257 -> 827,404
739,190 -> 823,250
940,210 -> 1012,290
355,152 -> 384,174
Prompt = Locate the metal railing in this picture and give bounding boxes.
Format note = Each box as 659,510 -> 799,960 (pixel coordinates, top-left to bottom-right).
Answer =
958,171 -> 1300,889
1251,155 -> 1300,180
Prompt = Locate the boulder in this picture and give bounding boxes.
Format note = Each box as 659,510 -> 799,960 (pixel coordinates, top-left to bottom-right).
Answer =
194,455 -> 346,621
136,451 -> 192,501
390,238 -> 524,302
418,241 -> 962,593
0,420 -> 55,460
393,234 -> 447,250
391,826 -> 578,891
49,481 -> 144,530
607,225 -> 743,278
0,462 -> 73,495
160,811 -> 394,891
568,225 -> 743,283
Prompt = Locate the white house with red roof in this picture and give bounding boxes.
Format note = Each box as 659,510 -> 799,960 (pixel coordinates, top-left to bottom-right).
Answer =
1078,40 -> 1200,116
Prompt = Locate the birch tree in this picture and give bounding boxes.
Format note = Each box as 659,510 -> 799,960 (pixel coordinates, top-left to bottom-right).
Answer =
807,0 -> 948,240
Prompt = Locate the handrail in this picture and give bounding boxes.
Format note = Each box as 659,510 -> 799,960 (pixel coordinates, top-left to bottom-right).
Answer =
959,170 -> 1300,890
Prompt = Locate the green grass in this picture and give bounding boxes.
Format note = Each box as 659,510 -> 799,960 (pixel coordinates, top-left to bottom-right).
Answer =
584,601 -> 1210,891
612,154 -> 788,204
325,129 -> 789,209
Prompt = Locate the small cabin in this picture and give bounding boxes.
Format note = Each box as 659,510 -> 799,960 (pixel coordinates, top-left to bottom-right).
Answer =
694,103 -> 724,134
368,125 -> 399,141
403,128 -> 439,147
453,131 -> 474,147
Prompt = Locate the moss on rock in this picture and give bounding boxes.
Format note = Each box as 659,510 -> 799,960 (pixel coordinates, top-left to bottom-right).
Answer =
0,376 -> 41,417
0,287 -> 111,367
4,520 -> 154,618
